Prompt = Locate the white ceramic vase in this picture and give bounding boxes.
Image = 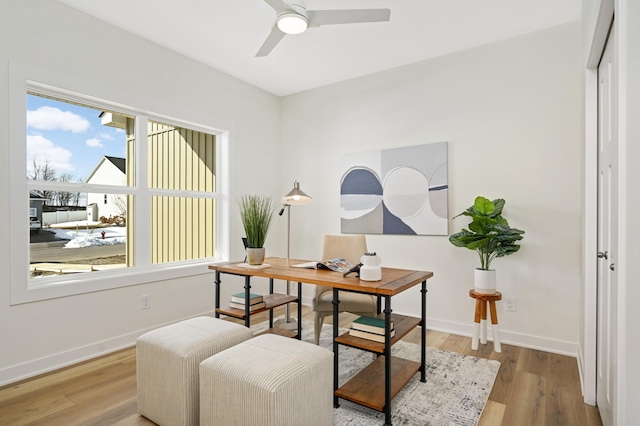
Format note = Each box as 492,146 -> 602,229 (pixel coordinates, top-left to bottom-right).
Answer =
360,253 -> 382,281
246,247 -> 266,265
474,268 -> 496,294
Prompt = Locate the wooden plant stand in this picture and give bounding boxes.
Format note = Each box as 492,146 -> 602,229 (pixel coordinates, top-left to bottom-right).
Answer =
469,289 -> 502,353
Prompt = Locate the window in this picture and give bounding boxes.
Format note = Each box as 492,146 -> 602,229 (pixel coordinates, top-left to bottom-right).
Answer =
10,72 -> 228,304
27,93 -> 133,278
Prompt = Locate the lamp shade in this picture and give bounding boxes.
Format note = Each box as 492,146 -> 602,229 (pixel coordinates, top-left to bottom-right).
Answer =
277,12 -> 308,35
281,181 -> 312,205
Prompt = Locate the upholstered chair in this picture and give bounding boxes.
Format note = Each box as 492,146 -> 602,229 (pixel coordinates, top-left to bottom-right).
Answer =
311,234 -> 378,345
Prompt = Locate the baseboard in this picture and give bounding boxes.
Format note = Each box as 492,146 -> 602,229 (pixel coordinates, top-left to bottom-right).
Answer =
424,316 -> 579,357
577,342 -> 597,406
300,301 -> 579,356
577,344 -> 587,400
0,309 -> 217,387
0,306 -> 579,387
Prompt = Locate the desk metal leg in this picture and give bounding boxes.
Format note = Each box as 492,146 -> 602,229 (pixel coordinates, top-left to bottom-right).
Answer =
269,278 -> 274,328
420,280 -> 427,382
297,282 -> 302,340
244,276 -> 251,328
214,271 -> 221,319
333,288 -> 340,408
384,295 -> 392,426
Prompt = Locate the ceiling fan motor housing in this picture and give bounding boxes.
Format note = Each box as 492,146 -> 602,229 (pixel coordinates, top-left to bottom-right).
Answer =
277,3 -> 309,34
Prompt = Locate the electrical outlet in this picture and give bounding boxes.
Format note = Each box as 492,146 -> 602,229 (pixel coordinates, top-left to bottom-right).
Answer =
142,294 -> 151,310
504,297 -> 517,312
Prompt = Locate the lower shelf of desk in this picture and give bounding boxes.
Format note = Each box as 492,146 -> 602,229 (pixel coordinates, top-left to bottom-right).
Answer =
334,314 -> 421,354
215,293 -> 297,319
335,355 -> 420,412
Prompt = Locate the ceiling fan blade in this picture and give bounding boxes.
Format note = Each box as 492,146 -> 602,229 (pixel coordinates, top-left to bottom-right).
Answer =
263,0 -> 289,11
256,25 -> 286,57
307,9 -> 390,26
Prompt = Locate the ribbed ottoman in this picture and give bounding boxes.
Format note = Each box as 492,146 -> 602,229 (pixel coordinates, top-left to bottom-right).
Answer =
199,333 -> 333,426
136,316 -> 253,426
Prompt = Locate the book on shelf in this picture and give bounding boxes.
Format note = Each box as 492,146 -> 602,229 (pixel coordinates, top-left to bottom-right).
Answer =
349,328 -> 395,343
351,316 -> 394,335
291,258 -> 356,274
228,301 -> 267,311
230,292 -> 264,305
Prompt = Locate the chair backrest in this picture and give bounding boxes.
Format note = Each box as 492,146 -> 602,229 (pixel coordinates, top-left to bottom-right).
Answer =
320,234 -> 368,269
314,234 -> 368,297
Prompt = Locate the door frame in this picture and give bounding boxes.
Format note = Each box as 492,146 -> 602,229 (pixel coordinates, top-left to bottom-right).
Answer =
582,0 -> 614,408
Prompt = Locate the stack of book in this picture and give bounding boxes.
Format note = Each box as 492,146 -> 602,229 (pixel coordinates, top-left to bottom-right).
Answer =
229,292 -> 266,312
349,316 -> 395,343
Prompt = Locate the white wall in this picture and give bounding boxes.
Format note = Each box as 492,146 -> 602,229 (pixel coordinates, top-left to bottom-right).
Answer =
281,22 -> 583,354
0,0 -> 283,384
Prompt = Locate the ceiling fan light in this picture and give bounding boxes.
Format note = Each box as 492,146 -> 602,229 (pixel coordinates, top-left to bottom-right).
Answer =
277,12 -> 308,34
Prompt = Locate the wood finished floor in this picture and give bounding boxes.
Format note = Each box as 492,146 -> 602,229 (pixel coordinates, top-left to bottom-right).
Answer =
0,305 -> 602,426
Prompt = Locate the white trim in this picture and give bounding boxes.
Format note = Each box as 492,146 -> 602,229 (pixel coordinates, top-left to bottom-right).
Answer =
582,0 -> 614,408
10,62 -> 230,305
577,343 -> 588,401
134,113 -> 151,269
615,1 -> 628,422
422,317 -> 578,357
582,66 -> 599,406
587,0 -> 615,67
0,301 -> 580,387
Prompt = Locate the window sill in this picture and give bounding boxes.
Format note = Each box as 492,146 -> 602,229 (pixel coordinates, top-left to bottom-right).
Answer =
11,259 -> 226,305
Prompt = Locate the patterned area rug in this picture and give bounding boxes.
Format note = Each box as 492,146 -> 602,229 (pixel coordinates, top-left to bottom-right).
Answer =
251,319 -> 500,426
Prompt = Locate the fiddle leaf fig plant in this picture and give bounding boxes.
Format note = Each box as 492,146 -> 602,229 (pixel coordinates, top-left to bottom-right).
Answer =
238,194 -> 275,248
449,196 -> 525,270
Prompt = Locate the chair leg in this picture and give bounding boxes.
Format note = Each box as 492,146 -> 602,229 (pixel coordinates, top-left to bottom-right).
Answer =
314,312 -> 325,345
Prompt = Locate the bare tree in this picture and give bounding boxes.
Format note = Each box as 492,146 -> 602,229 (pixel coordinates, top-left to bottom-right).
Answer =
55,173 -> 82,206
112,194 -> 127,217
28,161 -> 83,207
28,159 -> 56,204
29,159 -> 57,181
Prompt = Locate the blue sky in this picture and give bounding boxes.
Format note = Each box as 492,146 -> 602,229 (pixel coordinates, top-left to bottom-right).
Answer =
26,94 -> 127,181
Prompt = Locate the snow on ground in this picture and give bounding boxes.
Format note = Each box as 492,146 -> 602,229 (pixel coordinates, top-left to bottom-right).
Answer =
47,221 -> 126,248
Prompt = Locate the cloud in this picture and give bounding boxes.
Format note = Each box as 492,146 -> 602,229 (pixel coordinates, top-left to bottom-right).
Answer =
99,132 -> 114,140
86,138 -> 104,148
27,135 -> 74,175
27,106 -> 90,133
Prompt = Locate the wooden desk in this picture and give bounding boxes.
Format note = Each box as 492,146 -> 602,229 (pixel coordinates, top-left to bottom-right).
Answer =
209,257 -> 434,426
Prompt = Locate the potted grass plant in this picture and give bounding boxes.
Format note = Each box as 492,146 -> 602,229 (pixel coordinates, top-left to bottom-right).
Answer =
238,194 -> 275,265
449,196 -> 525,293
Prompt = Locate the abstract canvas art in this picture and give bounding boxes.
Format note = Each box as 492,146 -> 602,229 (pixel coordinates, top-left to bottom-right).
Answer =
340,142 -> 448,235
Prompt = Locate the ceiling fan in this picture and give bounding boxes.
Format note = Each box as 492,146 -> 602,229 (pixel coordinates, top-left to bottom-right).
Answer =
256,0 -> 391,57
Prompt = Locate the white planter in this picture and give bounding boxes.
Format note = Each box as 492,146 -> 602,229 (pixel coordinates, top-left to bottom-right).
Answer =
246,247 -> 266,265
474,268 -> 496,294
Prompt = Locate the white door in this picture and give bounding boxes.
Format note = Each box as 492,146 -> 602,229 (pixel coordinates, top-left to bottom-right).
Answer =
596,24 -> 617,426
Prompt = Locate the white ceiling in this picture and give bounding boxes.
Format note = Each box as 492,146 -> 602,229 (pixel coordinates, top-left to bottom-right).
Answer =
56,0 -> 582,97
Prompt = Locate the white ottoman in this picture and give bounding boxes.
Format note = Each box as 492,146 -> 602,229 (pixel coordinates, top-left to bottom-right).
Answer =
199,334 -> 333,426
136,316 -> 253,426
